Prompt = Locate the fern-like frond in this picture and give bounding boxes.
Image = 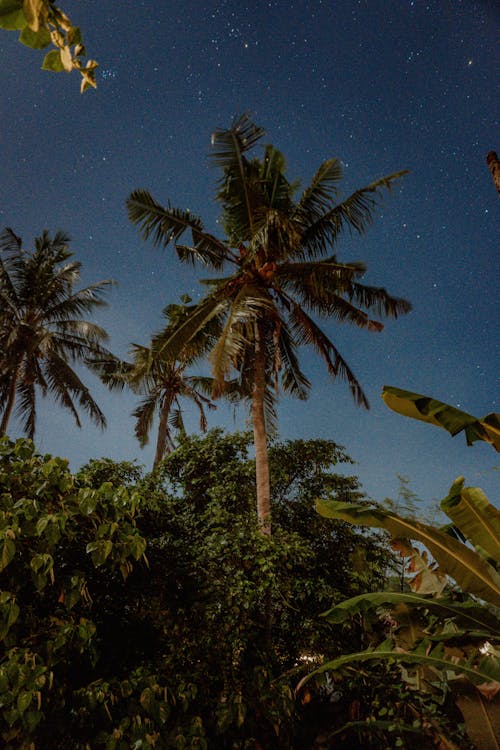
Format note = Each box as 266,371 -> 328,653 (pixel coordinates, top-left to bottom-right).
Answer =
288,302 -> 369,408
127,189 -> 229,269
300,171 -> 408,257
295,158 -> 344,221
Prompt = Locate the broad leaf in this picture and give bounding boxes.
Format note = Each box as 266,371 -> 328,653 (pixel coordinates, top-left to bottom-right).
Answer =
316,498 -> 500,606
441,478 -> 500,563
0,0 -> 25,30
298,638 -> 500,691
321,591 -> 500,634
382,385 -> 500,452
19,22 -> 50,47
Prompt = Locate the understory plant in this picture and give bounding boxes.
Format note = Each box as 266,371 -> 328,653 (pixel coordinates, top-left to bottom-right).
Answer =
301,388 -> 500,749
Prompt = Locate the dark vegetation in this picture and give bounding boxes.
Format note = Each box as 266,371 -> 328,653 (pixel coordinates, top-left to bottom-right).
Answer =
0,433 -> 473,748
0,114 -> 498,747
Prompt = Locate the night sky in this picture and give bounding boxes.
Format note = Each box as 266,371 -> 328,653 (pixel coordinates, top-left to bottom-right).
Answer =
1,0 -> 498,508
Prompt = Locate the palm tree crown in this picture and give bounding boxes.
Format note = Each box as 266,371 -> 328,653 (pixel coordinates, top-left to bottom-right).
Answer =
126,114 -> 412,531
0,228 -> 112,438
92,299 -> 216,469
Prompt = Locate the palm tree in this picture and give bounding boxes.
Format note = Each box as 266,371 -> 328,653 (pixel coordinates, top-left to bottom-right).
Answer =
92,300 -> 216,469
0,228 -> 112,438
126,114 -> 412,533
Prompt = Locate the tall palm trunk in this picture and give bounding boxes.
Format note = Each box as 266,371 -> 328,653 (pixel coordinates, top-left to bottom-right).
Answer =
252,321 -> 271,534
0,368 -> 19,436
153,394 -> 173,469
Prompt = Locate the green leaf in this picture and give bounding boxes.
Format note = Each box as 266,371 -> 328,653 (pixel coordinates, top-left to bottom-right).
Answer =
441,478 -> 500,563
298,638 -> 500,691
316,498 -> 500,606
16,691 -> 32,715
0,537 -> 15,571
0,592 -> 20,639
0,0 -> 25,30
321,591 -> 500,634
78,488 -> 98,515
382,385 -> 500,452
86,539 -> 113,566
18,22 -> 50,47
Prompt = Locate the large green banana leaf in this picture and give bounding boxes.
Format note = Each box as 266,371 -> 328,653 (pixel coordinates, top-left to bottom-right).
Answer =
442,478 -> 500,563
316,498 -> 500,607
321,591 -> 500,634
381,386 -> 500,452
297,638 -> 500,692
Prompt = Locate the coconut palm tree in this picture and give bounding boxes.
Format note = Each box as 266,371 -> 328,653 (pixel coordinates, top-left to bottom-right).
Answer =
126,114 -> 412,532
91,299 -> 217,469
0,227 -> 112,438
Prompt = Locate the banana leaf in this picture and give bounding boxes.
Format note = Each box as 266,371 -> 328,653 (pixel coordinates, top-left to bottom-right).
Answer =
381,386 -> 500,452
321,591 -> 500,634
297,638 -> 500,692
442,478 -> 500,563
316,498 -> 500,607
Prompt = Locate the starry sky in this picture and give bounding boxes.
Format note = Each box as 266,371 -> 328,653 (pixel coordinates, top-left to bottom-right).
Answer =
1,0 -> 498,508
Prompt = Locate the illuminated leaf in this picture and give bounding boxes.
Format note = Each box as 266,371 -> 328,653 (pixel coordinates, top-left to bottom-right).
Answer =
382,385 -> 500,452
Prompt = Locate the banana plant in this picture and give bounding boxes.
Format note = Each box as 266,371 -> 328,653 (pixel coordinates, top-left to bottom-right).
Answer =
316,485 -> 500,607
304,390 -> 500,748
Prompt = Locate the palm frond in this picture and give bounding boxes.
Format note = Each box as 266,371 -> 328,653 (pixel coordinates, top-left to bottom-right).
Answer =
46,280 -> 113,321
346,281 -> 412,318
87,355 -> 136,391
211,113 -> 266,238
152,293 -> 228,362
209,285 -> 275,390
127,189 -> 229,269
288,303 -> 369,408
132,392 -> 158,448
44,353 -> 106,430
211,112 -> 265,165
295,158 -> 344,220
16,380 -> 37,439
301,171 -> 408,257
277,323 -> 311,399
263,383 -> 278,435
168,404 -> 185,433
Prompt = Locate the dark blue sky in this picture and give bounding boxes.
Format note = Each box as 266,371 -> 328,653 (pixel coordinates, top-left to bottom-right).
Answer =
1,0 -> 498,506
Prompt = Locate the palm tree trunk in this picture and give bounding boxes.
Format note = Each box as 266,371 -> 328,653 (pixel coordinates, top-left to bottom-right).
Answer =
252,321 -> 271,534
0,369 -> 18,436
153,396 -> 172,469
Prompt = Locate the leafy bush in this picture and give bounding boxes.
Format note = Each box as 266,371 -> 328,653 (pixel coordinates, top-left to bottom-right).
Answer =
1,430 -> 462,747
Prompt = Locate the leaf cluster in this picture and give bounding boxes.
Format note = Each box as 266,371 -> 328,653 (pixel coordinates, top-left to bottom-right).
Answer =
0,0 -> 97,91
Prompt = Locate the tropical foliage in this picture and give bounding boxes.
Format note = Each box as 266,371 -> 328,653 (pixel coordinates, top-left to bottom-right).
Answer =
0,0 -> 97,91
304,393 -> 500,748
0,228 -> 112,438
127,113 -> 411,531
0,431 -> 427,749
